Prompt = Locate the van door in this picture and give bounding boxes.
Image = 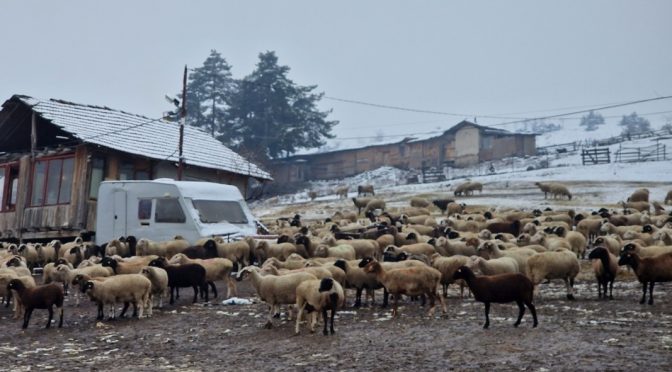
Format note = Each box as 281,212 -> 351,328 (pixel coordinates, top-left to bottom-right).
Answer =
112,190 -> 127,238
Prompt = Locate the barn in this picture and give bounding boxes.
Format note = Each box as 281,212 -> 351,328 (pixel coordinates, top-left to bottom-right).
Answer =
0,94 -> 271,241
272,120 -> 536,182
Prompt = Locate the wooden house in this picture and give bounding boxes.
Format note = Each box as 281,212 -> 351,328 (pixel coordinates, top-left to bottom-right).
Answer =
0,95 -> 271,241
272,120 -> 535,182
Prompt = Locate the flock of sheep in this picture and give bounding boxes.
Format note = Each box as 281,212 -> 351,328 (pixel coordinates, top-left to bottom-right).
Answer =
1,182 -> 672,335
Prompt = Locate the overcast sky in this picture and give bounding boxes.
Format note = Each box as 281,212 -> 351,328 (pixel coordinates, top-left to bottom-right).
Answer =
1,1 -> 671,149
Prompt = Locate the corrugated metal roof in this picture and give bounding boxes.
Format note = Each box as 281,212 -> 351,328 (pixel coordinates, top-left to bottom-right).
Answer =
17,95 -> 271,180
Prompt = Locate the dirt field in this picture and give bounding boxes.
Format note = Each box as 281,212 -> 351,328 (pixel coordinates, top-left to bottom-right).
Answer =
2,181 -> 671,370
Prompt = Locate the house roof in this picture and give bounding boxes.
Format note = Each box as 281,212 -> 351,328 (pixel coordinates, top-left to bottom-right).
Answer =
10,95 -> 271,180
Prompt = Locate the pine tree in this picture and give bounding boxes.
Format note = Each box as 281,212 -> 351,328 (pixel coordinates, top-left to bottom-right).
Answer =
181,50 -> 237,138
619,112 -> 651,135
579,111 -> 605,131
227,51 -> 337,161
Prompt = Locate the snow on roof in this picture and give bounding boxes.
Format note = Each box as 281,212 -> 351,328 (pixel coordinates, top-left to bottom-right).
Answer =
18,95 -> 271,180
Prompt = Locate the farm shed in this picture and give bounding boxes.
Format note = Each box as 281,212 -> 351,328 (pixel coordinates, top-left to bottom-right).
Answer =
272,120 -> 536,182
0,94 -> 271,241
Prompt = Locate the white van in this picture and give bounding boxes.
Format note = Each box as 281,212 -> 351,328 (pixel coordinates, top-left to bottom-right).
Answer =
95,179 -> 258,245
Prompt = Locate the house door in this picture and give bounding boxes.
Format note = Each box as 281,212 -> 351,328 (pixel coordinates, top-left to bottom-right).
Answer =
112,190 -> 127,238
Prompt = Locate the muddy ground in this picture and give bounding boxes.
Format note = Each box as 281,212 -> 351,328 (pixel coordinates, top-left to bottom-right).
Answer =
2,181 -> 671,370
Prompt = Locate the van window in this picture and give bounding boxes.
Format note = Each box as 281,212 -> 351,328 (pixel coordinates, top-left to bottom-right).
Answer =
155,198 -> 186,223
138,199 -> 152,220
191,200 -> 248,224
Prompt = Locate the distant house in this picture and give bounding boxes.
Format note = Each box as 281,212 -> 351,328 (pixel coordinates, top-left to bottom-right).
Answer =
272,120 -> 535,182
0,95 -> 271,241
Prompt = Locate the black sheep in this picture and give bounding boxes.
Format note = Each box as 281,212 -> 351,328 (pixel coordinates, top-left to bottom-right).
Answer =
7,280 -> 64,329
148,257 -> 208,304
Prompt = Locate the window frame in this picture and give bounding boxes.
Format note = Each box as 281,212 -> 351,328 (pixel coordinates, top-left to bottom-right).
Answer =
0,162 -> 20,212
88,157 -> 106,200
29,154 -> 76,207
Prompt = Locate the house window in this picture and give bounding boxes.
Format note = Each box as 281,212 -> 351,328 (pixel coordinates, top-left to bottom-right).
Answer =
481,136 -> 493,150
30,156 -> 75,206
155,198 -> 186,223
119,162 -> 134,181
0,168 -> 5,211
135,170 -> 150,180
89,158 -> 106,199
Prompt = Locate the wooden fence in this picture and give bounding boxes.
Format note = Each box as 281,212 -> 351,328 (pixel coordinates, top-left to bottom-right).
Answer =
614,143 -> 667,163
581,148 -> 611,165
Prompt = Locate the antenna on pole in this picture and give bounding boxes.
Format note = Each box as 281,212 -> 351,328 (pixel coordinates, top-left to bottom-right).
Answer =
177,65 -> 187,181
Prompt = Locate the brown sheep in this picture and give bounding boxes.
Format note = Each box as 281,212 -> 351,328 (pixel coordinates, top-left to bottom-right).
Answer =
627,188 -> 649,203
335,186 -> 349,199
357,185 -> 375,196
618,251 -> 672,305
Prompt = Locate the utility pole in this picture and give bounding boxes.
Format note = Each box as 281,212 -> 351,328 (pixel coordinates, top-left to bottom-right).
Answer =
177,65 -> 187,181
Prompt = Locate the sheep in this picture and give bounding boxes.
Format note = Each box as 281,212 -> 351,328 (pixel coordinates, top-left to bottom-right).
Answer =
307,191 -> 318,201
486,220 -> 521,236
453,182 -> 471,196
452,266 -> 538,329
628,188 -> 650,203
588,247 -> 618,300
621,201 -> 650,213
83,274 -> 152,320
432,199 -> 456,214
136,238 -> 190,258
363,198 -> 386,214
262,254 -> 308,270
58,264 -> 114,306
549,183 -> 572,200
476,241 -> 537,275
526,249 -> 580,300
294,278 -> 345,335
434,236 -> 480,257
386,243 -> 436,258
535,182 -> 552,199
468,256 -> 519,276
600,222 -> 641,238
431,254 -> 471,298
17,243 -> 39,269
303,260 -> 348,288
410,197 -> 432,209
665,190 -> 672,205
338,259 -> 381,307
140,266 -> 169,308
105,238 -> 130,257
593,236 -> 622,257
36,243 -> 58,265
237,266 -> 317,329
361,258 -> 446,317
255,240 -> 307,263
335,186 -> 349,199
322,236 -> 379,260
577,217 -> 603,241
5,275 -> 37,320
7,279 -> 64,329
330,210 -> 358,223
618,251 -> 672,305
101,255 -> 158,275
466,182 -> 483,195
148,257 -> 208,305
620,242 -> 672,258
357,184 -> 375,196
565,231 -> 587,258
212,237 -> 254,268
168,253 -> 236,298
314,244 -> 356,261
181,240 -> 219,260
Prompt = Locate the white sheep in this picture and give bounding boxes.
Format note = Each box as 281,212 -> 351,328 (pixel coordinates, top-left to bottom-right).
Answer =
527,249 -> 580,300
83,274 -> 153,320
237,266 -> 317,329
140,266 -> 169,308
294,278 -> 345,335
168,253 -> 236,298
468,256 -> 519,276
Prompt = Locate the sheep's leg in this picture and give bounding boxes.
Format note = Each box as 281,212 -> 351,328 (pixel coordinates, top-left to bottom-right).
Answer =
203,283 -> 209,303
96,302 -> 104,320
265,305 -> 274,329
565,278 -> 575,300
426,292 -> 436,317
354,288 -> 362,307
596,279 -> 603,299
295,303 -> 305,334
5,291 -> 11,308
438,292 -> 447,314
57,306 -> 63,328
45,306 -> 54,328
381,288 -> 389,308
608,279 -> 614,300
525,301 -> 538,327
169,286 -> 175,305
208,281 -> 218,298
191,285 -> 199,303
137,298 -> 144,319
640,282 -> 648,304
483,302 -> 490,329
442,284 -> 448,298
23,308 -> 33,329
321,308 -> 329,335
648,282 -> 655,305
119,302 -> 130,318
514,300 -> 525,327
392,295 -> 399,317
226,277 -> 237,298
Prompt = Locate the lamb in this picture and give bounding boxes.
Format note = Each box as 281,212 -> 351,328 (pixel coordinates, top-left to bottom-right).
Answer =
452,266 -> 538,329
357,184 -> 375,196
148,257 -> 208,304
294,278 -> 345,335
168,253 -> 236,298
526,249 -> 580,300
307,191 -> 318,201
587,247 -> 618,300
237,266 -> 317,329
335,186 -> 349,199
468,256 -> 519,276
618,251 -> 672,305
140,266 -> 169,308
362,258 -> 446,317
83,274 -> 152,319
7,279 -> 64,329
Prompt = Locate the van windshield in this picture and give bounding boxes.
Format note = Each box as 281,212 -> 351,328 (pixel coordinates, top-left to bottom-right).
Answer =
191,199 -> 249,224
